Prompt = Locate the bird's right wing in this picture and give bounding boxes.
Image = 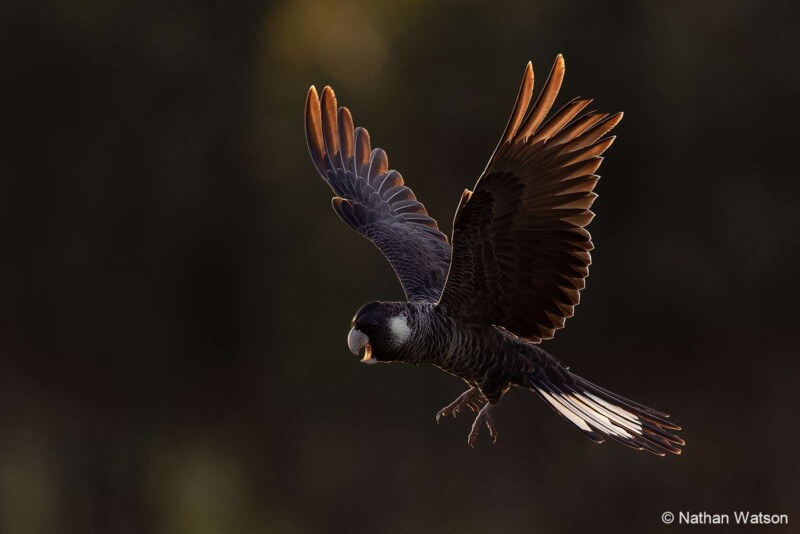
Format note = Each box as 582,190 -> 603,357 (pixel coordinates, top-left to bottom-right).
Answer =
305,86 -> 452,303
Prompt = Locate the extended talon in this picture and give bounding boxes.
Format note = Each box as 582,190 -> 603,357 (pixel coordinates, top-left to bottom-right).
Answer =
467,404 -> 497,447
436,387 -> 485,424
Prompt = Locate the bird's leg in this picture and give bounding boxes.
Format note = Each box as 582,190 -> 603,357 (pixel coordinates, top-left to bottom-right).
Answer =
467,402 -> 497,447
435,387 -> 486,423
466,377 -> 508,447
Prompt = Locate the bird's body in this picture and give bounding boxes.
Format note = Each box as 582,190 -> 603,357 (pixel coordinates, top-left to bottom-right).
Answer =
358,301 -> 539,389
305,56 -> 684,454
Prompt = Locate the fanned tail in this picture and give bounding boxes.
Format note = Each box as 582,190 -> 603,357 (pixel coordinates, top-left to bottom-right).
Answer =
527,368 -> 684,456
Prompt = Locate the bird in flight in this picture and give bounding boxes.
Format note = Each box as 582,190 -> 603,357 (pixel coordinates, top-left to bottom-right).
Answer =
305,55 -> 683,455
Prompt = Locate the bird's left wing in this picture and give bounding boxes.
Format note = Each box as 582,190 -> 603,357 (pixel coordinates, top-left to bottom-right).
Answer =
438,55 -> 622,342
305,86 -> 452,302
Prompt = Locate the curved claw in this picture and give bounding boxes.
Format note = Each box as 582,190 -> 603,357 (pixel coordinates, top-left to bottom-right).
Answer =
467,404 -> 497,447
436,387 -> 486,424
485,414 -> 498,443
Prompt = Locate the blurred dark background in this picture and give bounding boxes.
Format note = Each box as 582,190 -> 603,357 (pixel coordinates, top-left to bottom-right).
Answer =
2,0 -> 799,532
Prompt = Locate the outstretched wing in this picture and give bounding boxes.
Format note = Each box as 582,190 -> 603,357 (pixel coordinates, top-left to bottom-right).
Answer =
305,86 -> 452,302
438,55 -> 622,342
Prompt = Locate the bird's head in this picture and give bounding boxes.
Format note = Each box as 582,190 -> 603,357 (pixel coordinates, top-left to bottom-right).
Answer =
347,301 -> 412,364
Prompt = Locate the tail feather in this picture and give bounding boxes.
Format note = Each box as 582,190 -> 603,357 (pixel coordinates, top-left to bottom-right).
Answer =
528,369 -> 684,456
533,385 -> 606,444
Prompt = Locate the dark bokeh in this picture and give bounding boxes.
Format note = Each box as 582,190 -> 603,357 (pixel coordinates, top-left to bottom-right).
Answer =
2,1 -> 799,532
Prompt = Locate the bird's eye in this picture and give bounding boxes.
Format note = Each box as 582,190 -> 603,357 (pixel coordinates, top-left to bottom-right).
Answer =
369,321 -> 380,331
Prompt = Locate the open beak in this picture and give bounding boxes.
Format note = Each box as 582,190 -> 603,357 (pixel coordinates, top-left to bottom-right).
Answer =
347,327 -> 375,364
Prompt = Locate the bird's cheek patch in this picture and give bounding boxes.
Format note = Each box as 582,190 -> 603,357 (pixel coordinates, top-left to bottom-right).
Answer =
389,315 -> 411,344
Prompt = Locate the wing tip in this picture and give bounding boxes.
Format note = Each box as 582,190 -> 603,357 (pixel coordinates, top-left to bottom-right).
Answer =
305,84 -> 328,176
338,105 -> 353,125
306,85 -> 320,111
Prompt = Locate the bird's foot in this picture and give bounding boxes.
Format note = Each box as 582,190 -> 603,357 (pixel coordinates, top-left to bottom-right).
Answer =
467,403 -> 497,447
436,387 -> 485,423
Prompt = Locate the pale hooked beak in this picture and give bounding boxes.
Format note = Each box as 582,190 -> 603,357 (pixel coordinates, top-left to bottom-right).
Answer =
347,327 -> 375,364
